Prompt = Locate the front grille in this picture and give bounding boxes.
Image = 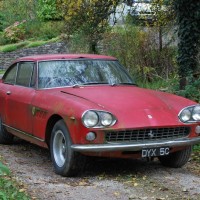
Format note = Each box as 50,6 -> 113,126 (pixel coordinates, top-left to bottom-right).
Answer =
105,127 -> 190,143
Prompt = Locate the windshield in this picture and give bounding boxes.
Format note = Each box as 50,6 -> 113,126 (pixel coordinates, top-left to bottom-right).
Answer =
38,60 -> 134,89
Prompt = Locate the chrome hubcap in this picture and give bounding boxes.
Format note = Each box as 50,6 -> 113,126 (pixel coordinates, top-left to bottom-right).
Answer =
53,130 -> 67,167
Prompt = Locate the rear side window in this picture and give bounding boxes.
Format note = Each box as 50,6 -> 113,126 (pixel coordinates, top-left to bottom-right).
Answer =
16,62 -> 34,87
3,64 -> 18,84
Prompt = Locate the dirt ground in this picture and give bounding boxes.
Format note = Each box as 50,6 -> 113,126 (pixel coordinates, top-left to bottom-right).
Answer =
0,140 -> 200,200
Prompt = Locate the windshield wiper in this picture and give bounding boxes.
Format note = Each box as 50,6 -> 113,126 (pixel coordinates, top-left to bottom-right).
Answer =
72,82 -> 109,88
111,83 -> 137,86
72,82 -> 137,88
82,82 -> 109,85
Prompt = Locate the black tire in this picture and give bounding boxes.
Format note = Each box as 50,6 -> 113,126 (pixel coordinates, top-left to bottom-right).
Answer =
50,119 -> 85,177
0,117 -> 14,144
158,146 -> 192,168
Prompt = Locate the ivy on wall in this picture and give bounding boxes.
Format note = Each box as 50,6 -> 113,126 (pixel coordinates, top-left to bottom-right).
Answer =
173,0 -> 200,89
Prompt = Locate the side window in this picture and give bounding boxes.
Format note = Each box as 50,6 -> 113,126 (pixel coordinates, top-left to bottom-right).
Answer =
3,64 -> 18,84
16,62 -> 34,87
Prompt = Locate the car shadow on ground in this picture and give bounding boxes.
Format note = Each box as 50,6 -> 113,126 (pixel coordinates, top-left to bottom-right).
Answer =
83,156 -> 163,177
10,138 -> 170,178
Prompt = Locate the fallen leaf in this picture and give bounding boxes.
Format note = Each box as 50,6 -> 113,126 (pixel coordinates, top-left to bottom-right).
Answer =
114,192 -> 120,197
19,189 -> 26,192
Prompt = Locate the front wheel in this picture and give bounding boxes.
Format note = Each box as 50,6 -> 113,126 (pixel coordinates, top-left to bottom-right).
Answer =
50,119 -> 85,177
158,146 -> 192,168
0,117 -> 13,144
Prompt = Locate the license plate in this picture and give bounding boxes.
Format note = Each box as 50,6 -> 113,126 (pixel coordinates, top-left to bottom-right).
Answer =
141,147 -> 170,158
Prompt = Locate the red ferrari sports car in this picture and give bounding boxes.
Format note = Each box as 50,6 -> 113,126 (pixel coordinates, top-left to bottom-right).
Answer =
0,54 -> 200,176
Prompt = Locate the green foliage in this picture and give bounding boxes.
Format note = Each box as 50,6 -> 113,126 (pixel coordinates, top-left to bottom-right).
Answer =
0,41 -> 28,52
192,145 -> 200,163
67,31 -> 90,53
0,162 -> 10,175
38,21 -> 64,40
101,25 -> 177,82
0,70 -> 5,74
0,45 -> 17,52
173,0 -> 200,88
176,77 -> 200,102
0,177 -> 30,200
0,13 -> 5,31
26,41 -> 47,48
0,32 -> 8,45
24,21 -> 64,40
0,1 -> 63,43
57,0 -> 120,53
3,21 -> 26,43
193,145 -> 200,152
0,160 -> 30,200
151,0 -> 174,27
37,0 -> 62,21
0,0 -> 37,26
0,39 -> 59,52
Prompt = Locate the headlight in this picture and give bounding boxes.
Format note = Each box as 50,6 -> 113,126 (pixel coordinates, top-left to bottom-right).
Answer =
179,105 -> 200,123
179,109 -> 192,122
192,106 -> 200,120
82,110 -> 117,128
82,111 -> 98,127
100,112 -> 113,126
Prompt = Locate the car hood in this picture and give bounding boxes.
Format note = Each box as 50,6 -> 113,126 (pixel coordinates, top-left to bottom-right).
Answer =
60,86 -> 195,128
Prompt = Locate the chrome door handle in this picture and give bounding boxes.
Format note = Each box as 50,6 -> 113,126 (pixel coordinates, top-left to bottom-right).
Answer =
6,91 -> 11,95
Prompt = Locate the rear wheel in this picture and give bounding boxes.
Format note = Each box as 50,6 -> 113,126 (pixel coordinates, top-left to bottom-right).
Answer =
0,117 -> 13,144
158,146 -> 192,168
50,119 -> 85,177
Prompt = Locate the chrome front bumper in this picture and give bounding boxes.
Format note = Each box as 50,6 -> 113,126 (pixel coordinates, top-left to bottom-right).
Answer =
71,137 -> 200,152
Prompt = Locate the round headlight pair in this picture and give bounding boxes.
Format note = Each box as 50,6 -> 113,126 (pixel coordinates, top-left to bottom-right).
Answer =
179,105 -> 200,123
82,110 -> 116,128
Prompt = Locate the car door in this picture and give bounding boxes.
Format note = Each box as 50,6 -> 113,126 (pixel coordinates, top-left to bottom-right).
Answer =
3,61 -> 36,135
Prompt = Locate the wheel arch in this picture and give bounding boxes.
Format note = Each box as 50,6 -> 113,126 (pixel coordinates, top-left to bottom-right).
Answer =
45,114 -> 63,148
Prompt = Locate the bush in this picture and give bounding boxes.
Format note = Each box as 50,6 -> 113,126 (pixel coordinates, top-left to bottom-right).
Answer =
100,25 -> 177,83
66,30 -> 91,53
177,77 -> 200,103
0,32 -> 9,45
3,21 -> 26,43
0,13 -> 5,32
25,20 -> 64,40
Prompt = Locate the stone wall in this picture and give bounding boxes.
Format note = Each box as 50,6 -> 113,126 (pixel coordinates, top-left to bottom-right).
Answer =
0,42 -> 69,69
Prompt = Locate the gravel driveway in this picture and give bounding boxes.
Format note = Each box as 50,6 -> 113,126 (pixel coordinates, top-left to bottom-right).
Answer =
0,140 -> 200,200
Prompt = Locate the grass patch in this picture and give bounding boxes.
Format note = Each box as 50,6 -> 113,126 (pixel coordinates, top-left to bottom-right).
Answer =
0,70 -> 5,74
0,41 -> 29,52
0,161 -> 30,200
192,145 -> 200,163
0,37 -> 60,52
26,41 -> 47,48
0,45 -> 18,52
193,144 -> 200,152
27,37 -> 60,48
137,77 -> 179,93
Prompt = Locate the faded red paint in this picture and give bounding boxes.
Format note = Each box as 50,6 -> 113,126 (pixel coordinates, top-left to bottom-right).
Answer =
0,54 -> 199,159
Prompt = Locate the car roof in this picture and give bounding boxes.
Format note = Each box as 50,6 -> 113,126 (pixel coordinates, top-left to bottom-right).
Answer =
15,54 -> 117,62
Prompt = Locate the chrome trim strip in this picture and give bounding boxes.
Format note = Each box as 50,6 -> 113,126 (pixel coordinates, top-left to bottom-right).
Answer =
71,137 -> 200,152
3,124 -> 45,142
